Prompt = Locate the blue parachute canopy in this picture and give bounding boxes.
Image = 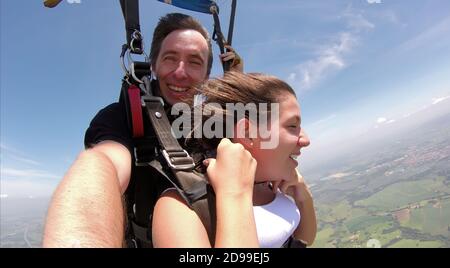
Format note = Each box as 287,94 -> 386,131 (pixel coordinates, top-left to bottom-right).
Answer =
158,0 -> 216,14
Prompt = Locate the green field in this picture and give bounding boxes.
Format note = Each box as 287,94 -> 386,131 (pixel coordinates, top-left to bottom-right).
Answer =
389,239 -> 444,248
354,177 -> 450,212
400,198 -> 450,237
313,178 -> 450,248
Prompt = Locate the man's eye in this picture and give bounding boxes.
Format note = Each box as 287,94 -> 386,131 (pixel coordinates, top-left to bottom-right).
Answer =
164,56 -> 176,62
190,61 -> 202,66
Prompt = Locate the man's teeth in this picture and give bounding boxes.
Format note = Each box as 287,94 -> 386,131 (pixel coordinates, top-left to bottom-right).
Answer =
289,155 -> 298,160
169,85 -> 188,92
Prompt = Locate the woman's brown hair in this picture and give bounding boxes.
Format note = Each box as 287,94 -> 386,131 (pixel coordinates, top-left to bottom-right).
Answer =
185,71 -> 296,156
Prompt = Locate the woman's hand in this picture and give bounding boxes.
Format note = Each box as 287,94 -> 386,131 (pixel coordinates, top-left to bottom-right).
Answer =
219,45 -> 244,72
273,169 -> 313,205
273,169 -> 317,245
203,138 -> 256,197
203,138 -> 259,247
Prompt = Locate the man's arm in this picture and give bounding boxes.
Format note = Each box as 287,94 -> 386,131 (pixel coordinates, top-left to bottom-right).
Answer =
43,141 -> 131,247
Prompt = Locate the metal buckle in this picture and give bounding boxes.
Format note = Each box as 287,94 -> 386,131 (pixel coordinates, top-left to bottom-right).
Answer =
162,149 -> 195,170
142,94 -> 164,107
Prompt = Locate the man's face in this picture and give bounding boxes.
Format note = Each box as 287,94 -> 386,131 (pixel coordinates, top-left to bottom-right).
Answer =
154,29 -> 209,105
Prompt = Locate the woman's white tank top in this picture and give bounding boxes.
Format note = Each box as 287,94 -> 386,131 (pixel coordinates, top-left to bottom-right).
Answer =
253,191 -> 300,248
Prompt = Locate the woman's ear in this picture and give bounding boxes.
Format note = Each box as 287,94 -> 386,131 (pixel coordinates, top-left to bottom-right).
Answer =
234,118 -> 254,149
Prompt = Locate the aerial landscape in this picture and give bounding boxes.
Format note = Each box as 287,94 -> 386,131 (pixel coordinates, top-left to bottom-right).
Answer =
310,109 -> 450,248
1,0 -> 449,248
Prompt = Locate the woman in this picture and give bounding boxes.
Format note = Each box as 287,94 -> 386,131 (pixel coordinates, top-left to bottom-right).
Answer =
152,72 -> 316,247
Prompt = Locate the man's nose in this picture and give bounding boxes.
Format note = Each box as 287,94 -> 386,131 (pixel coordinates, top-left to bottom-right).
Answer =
173,61 -> 188,79
297,130 -> 311,147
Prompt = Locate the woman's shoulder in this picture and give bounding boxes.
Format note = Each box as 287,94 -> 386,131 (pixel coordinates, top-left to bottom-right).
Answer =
152,189 -> 211,247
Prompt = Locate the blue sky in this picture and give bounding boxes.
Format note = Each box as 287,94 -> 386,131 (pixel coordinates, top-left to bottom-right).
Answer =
1,0 -> 450,198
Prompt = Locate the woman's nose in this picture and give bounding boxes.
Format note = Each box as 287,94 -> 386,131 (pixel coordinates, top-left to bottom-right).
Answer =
297,130 -> 311,147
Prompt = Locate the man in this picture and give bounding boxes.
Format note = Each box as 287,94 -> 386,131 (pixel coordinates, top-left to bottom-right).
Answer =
43,13 -> 246,247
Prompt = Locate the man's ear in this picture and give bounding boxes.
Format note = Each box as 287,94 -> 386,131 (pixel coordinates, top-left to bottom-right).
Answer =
234,118 -> 254,149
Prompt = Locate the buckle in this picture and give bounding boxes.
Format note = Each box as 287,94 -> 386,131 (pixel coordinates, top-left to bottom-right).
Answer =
162,149 -> 195,170
142,94 -> 164,107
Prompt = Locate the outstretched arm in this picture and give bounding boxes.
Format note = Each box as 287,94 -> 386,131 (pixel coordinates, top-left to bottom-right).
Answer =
43,141 -> 131,247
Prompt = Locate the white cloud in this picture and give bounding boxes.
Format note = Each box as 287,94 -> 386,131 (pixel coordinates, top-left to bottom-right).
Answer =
310,114 -> 337,127
432,96 -> 450,105
0,143 -> 62,198
288,32 -> 356,90
1,168 -> 60,180
377,117 -> 387,124
0,179 -> 59,198
1,143 -> 41,166
367,0 -> 382,4
402,95 -> 450,119
375,117 -> 396,127
343,6 -> 375,32
0,143 -> 25,156
397,17 -> 450,53
9,155 -> 40,166
288,7 -> 374,92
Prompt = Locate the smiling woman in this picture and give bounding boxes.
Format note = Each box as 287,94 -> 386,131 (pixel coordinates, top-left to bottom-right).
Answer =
151,71 -> 317,248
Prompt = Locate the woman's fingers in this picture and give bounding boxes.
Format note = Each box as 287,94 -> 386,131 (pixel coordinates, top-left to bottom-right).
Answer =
272,181 -> 280,194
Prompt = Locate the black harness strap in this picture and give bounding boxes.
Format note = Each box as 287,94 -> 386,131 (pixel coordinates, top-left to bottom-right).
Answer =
210,4 -> 230,72
128,76 -> 216,247
120,0 -> 143,54
227,0 -> 237,47
282,236 -> 308,248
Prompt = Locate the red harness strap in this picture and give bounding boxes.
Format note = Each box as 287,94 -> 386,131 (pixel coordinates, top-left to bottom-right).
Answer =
128,84 -> 144,138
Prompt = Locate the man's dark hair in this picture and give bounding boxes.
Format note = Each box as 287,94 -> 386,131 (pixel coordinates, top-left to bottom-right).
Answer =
150,13 -> 213,76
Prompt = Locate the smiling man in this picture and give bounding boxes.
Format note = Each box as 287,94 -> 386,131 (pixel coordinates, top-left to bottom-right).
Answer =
43,13 -> 243,247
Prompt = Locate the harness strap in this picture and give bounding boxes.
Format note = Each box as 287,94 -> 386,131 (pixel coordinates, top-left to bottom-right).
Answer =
119,0 -> 143,54
210,4 -> 230,72
130,221 -> 152,248
128,85 -> 144,138
282,236 -> 307,248
147,159 -> 216,246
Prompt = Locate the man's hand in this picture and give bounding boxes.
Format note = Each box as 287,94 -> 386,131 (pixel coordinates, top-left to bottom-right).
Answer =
219,45 -> 244,72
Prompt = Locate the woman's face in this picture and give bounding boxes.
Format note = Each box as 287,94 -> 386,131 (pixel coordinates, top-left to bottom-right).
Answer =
248,92 -> 310,182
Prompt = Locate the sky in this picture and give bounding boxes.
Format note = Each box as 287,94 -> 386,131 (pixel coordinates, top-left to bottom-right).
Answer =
1,0 -> 450,198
